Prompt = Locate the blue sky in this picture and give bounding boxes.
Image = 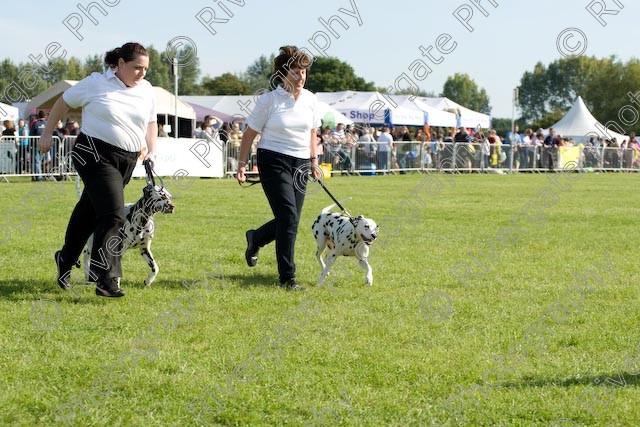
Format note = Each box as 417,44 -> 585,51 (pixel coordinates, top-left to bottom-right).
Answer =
2,0 -> 637,117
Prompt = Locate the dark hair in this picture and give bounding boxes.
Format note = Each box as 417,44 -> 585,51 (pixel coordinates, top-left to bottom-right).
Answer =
104,42 -> 148,68
38,110 -> 45,119
271,45 -> 313,87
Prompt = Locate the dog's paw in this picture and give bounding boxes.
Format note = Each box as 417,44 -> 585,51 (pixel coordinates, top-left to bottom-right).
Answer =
365,275 -> 373,286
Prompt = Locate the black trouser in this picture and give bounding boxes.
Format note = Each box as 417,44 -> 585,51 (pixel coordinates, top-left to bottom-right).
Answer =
60,133 -> 139,281
253,149 -> 308,283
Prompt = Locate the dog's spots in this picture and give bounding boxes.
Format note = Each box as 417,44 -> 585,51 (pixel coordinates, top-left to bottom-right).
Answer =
313,210 -> 378,286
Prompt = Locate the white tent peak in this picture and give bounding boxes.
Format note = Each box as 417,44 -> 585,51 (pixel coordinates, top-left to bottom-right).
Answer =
549,96 -> 627,143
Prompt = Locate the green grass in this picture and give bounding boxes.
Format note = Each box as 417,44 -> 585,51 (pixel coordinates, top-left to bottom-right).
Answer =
1,172 -> 639,426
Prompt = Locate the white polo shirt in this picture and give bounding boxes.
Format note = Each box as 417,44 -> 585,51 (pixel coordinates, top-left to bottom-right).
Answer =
63,68 -> 156,152
247,86 -> 321,159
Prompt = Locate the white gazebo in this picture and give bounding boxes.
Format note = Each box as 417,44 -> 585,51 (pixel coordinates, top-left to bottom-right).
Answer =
547,96 -> 627,143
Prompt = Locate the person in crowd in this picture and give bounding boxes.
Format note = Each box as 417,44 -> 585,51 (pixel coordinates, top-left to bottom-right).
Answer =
504,123 -> 521,170
395,126 -> 414,173
543,128 -> 558,171
358,126 -> 376,167
236,45 -> 321,291
219,122 -> 230,144
517,128 -> 531,171
330,122 -> 346,141
157,118 -> 168,137
376,125 -> 393,173
17,119 -> 30,174
627,132 -> 640,168
454,126 -> 472,172
429,130 -> 440,168
522,128 -> 534,169
413,128 -> 426,168
229,122 -> 243,147
487,129 -> 501,167
30,110 -> 48,181
38,42 -> 157,298
327,123 -> 352,174
533,129 -> 545,168
227,122 -> 244,173
584,135 -> 600,168
479,130 -> 490,169
604,138 -> 621,168
441,128 -> 455,169
50,119 -> 67,173
2,120 -> 16,173
315,126 -> 324,164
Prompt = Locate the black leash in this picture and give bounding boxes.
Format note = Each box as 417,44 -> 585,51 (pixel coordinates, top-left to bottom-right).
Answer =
143,159 -> 164,188
315,177 -> 352,216
238,175 -> 261,188
238,168 -> 351,216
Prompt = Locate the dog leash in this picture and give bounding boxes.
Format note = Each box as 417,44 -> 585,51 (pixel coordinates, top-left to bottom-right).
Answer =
143,159 -> 164,188
238,175 -> 262,188
315,178 -> 351,216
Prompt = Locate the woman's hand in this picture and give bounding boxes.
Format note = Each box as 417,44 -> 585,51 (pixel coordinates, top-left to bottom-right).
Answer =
310,159 -> 322,181
237,162 -> 247,184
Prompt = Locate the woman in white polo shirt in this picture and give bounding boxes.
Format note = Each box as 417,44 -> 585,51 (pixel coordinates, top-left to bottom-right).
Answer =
237,45 -> 322,291
38,42 -> 157,298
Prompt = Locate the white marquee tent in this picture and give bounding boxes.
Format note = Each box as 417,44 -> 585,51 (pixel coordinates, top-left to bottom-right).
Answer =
317,91 -> 426,126
391,95 -> 458,127
181,95 -> 354,126
183,92 -> 488,128
547,96 -> 627,143
418,96 -> 492,129
0,102 -> 19,122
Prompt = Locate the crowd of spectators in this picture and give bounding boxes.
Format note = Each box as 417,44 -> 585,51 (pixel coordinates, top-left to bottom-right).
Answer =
307,123 -> 640,174
4,113 -> 639,178
0,110 -> 79,178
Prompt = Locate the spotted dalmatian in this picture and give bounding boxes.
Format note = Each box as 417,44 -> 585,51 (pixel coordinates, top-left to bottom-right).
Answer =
311,203 -> 379,286
82,184 -> 174,286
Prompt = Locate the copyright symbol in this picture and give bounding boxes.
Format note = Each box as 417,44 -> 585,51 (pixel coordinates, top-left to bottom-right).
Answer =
30,299 -> 62,331
165,36 -> 198,67
293,163 -> 324,195
420,290 -> 452,322
556,27 -> 588,58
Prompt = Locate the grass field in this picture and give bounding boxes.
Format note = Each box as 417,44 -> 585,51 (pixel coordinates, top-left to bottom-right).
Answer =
1,172 -> 639,426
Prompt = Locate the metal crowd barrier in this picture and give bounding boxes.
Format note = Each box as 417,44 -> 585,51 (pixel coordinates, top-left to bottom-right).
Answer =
2,137 -> 638,182
315,141 -> 640,175
0,135 -> 78,182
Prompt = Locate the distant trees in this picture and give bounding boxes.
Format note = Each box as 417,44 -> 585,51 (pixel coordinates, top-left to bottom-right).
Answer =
517,56 -> 640,132
4,41 -> 640,135
442,73 -> 491,114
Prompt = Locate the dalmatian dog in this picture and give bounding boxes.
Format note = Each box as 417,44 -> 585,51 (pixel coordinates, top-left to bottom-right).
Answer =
311,203 -> 379,286
82,184 -> 174,286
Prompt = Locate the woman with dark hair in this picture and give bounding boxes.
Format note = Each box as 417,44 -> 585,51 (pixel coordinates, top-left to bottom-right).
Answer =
236,45 -> 322,291
38,42 -> 157,298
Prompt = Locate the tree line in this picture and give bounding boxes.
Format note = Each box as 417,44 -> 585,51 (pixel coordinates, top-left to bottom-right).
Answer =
0,44 -> 490,116
2,42 -> 636,134
518,55 -> 640,133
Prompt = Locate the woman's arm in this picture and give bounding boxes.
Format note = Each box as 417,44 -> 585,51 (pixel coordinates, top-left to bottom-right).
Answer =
37,95 -> 70,153
237,127 -> 259,183
310,128 -> 322,180
145,121 -> 158,160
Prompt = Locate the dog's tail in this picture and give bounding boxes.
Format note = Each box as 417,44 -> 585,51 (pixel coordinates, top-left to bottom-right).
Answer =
321,197 -> 352,214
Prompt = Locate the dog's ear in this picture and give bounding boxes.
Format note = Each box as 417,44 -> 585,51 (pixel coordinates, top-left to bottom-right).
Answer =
357,215 -> 364,219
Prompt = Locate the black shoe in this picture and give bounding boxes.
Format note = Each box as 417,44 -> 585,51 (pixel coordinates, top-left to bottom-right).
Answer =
54,250 -> 80,290
96,278 -> 125,298
245,230 -> 259,267
279,278 -> 305,291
